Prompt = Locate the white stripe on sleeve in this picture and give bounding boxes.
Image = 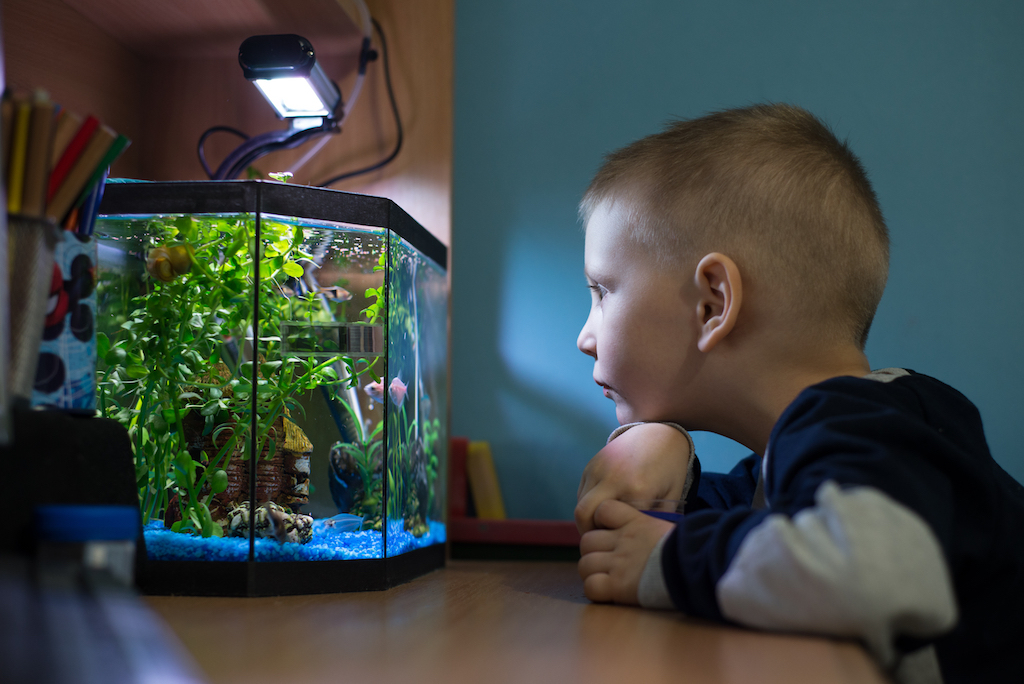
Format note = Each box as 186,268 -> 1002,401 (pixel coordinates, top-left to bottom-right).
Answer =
716,481 -> 957,666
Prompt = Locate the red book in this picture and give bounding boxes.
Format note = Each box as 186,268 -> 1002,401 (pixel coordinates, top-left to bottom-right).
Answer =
449,436 -> 470,518
47,114 -> 98,202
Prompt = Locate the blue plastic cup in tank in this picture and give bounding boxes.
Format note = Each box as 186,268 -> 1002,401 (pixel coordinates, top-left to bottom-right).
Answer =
35,504 -> 141,587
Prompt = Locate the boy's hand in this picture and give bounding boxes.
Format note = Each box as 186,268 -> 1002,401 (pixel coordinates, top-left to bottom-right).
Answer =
575,422 -> 693,534
578,500 -> 673,604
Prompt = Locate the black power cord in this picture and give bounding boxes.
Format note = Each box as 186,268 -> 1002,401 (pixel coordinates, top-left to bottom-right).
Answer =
317,18 -> 403,187
197,126 -> 249,179
195,18 -> 400,183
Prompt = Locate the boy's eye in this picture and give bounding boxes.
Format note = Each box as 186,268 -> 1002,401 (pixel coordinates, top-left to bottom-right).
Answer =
588,284 -> 607,300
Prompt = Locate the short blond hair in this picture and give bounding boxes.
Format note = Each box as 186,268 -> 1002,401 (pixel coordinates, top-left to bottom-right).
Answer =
581,103 -> 889,349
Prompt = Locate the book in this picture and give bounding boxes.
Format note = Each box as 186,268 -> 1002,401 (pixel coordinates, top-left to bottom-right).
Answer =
449,436 -> 470,518
46,114 -> 98,203
20,93 -> 57,217
49,109 -> 82,170
6,98 -> 32,213
466,440 -> 506,520
45,123 -> 115,224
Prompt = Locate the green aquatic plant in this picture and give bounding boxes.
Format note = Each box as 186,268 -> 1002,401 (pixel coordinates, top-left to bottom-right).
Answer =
330,395 -> 384,531
383,401 -> 440,537
96,214 -> 376,537
421,416 -> 441,520
380,240 -> 443,536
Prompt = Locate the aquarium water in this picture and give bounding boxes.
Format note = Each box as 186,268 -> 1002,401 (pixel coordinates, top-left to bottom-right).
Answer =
93,181 -> 448,591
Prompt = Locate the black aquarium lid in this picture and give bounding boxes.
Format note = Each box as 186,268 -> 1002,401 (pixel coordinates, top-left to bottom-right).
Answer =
98,180 -> 447,270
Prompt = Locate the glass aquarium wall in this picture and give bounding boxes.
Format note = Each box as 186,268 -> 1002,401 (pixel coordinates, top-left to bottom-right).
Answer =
93,181 -> 447,595
384,234 -> 448,557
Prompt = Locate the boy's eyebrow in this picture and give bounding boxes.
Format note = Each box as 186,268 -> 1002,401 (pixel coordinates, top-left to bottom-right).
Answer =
584,267 -> 614,284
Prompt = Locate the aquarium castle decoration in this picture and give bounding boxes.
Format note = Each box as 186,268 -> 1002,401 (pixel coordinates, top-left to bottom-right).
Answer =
94,180 -> 448,596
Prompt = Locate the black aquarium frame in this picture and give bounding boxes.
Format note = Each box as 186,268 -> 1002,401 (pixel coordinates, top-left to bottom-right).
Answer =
97,180 -> 448,597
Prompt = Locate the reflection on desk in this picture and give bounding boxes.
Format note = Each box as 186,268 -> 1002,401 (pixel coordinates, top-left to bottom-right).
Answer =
147,560 -> 889,684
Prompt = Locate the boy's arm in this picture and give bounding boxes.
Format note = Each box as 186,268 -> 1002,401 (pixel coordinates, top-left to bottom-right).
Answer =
656,383 -> 961,667
685,453 -> 761,513
575,422 -> 695,534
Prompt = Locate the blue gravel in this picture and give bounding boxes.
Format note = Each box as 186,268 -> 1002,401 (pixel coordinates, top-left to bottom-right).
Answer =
143,518 -> 446,562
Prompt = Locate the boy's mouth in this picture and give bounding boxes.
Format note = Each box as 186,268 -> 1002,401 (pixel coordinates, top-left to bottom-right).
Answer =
595,379 -> 614,398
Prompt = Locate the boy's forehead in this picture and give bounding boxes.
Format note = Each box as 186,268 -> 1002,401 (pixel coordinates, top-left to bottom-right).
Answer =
584,201 -> 645,275
584,200 -> 631,243
583,204 -> 623,257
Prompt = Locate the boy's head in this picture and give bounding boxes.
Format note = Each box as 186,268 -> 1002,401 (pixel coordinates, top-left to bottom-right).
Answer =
580,103 -> 889,350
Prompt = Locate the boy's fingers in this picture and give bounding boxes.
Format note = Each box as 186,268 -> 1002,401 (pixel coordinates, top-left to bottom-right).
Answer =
574,488 -> 603,533
578,549 -> 615,603
577,547 -> 607,578
575,481 -> 617,533
592,499 -> 638,530
579,528 -> 614,556
582,572 -> 613,603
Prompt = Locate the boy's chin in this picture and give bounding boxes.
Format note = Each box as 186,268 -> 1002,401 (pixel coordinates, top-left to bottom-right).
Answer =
615,405 -> 644,425
616,404 -> 681,427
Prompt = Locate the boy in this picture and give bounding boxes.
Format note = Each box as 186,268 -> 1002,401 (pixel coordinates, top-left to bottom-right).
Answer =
573,104 -> 1024,684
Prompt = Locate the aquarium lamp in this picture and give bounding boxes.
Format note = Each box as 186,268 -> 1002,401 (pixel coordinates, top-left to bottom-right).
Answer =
239,34 -> 342,120
208,34 -> 346,180
202,7 -> 383,182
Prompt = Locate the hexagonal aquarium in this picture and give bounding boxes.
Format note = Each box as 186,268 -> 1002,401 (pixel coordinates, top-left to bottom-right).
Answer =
94,181 -> 447,595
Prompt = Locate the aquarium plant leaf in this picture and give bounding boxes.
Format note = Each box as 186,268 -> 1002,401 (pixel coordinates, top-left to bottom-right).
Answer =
105,346 -> 127,365
97,332 -> 110,361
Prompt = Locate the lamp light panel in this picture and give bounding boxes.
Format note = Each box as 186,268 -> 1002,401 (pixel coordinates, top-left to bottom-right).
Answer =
254,78 -> 331,118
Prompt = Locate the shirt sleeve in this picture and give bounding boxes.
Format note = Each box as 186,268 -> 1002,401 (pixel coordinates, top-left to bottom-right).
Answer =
683,453 -> 760,513
659,378 -> 961,666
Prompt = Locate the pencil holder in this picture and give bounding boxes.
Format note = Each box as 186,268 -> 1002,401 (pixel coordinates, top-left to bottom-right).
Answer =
30,228 -> 98,411
7,214 -> 61,402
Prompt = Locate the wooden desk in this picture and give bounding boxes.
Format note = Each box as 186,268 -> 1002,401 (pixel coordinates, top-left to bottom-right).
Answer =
146,560 -> 889,684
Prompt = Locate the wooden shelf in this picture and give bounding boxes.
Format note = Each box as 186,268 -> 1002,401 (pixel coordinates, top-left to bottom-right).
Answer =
61,0 -> 362,59
449,516 -> 582,547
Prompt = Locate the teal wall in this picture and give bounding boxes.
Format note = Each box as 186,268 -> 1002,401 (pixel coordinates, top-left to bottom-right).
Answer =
452,0 -> 1024,520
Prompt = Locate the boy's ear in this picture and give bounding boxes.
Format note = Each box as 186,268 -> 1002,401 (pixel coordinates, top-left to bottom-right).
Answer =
694,252 -> 742,353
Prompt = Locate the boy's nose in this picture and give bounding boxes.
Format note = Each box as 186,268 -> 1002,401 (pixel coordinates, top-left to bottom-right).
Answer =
577,318 -> 597,359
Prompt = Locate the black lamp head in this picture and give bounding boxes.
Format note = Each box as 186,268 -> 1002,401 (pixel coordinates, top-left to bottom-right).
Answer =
239,34 -> 342,120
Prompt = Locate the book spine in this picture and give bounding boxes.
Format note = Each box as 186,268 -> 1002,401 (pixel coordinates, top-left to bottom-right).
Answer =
466,441 -> 506,520
449,436 -> 470,518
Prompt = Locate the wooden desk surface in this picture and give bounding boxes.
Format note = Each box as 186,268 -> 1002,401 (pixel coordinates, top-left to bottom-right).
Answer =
146,560 -> 889,684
